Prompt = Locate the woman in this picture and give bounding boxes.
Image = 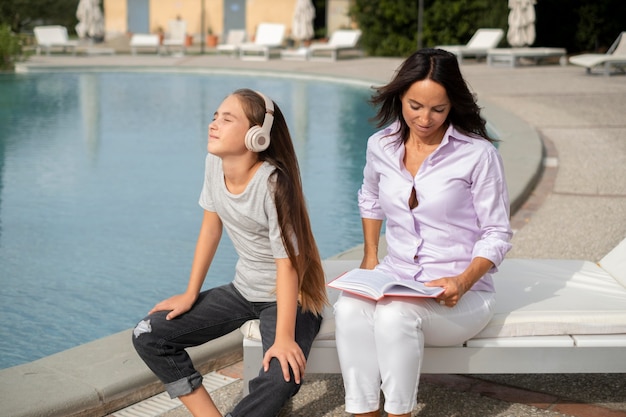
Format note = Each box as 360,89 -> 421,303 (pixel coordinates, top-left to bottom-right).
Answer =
133,88 -> 328,417
334,49 -> 513,417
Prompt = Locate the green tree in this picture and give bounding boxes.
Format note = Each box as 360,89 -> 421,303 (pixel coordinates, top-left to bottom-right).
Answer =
350,0 -> 419,56
424,0 -> 507,46
0,0 -> 79,34
0,24 -> 22,70
351,0 -> 626,57
351,0 -> 508,57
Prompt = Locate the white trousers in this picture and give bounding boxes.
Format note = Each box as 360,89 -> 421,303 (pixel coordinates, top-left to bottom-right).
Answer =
334,290 -> 495,415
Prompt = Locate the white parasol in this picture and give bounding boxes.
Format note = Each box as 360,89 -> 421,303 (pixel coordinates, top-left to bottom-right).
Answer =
507,0 -> 536,47
291,0 -> 316,43
76,0 -> 105,40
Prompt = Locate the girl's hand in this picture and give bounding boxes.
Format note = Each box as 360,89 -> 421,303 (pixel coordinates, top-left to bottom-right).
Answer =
262,338 -> 306,383
149,292 -> 197,320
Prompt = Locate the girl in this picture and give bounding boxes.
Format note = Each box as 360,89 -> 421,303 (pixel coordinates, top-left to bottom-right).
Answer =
133,88 -> 327,417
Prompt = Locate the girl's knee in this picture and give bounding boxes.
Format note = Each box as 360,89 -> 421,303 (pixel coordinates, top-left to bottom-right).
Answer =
132,312 -> 168,348
251,359 -> 300,397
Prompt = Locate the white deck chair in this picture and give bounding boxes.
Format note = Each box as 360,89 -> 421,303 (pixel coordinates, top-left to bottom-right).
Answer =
242,237 -> 626,394
216,29 -> 247,57
308,29 -> 362,61
129,34 -> 161,55
162,19 -> 187,55
34,26 -> 79,56
239,23 -> 285,61
569,31 -> 626,76
436,28 -> 504,63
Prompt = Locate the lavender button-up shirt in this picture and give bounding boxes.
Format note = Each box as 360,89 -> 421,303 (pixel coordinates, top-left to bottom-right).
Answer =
358,122 -> 513,292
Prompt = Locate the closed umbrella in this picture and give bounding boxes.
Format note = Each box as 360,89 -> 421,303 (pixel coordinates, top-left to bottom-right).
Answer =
507,0 -> 536,47
76,0 -> 105,41
291,0 -> 316,44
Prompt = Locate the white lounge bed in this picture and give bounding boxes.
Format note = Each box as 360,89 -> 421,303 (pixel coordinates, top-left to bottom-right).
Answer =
216,29 -> 247,57
308,29 -> 362,61
161,19 -> 187,55
569,31 -> 626,76
34,25 -> 79,56
242,238 -> 626,395
129,34 -> 161,55
487,47 -> 567,67
239,23 -> 285,61
436,28 -> 504,64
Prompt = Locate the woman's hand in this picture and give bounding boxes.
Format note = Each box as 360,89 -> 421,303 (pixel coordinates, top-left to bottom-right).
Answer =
425,275 -> 467,307
360,255 -> 379,270
149,292 -> 198,320
426,257 -> 495,307
263,338 -> 306,383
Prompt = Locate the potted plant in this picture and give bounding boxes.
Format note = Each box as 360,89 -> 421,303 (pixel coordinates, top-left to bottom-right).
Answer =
155,26 -> 164,45
206,27 -> 218,47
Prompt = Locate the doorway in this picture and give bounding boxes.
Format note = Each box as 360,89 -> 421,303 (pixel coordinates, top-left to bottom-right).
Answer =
127,0 -> 150,34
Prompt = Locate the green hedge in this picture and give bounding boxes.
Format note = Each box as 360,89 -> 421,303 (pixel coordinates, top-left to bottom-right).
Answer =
0,24 -> 21,70
350,0 -> 626,57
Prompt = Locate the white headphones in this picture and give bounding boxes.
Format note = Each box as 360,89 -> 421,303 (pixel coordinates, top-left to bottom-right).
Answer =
244,91 -> 274,152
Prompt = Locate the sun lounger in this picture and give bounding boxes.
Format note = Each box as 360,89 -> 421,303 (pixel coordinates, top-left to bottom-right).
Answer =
242,238 -> 626,394
487,47 -> 567,67
216,29 -> 247,57
569,31 -> 626,76
162,19 -> 187,55
34,25 -> 79,56
436,28 -> 504,64
130,34 -> 161,55
308,29 -> 362,61
239,23 -> 285,61
280,47 -> 310,61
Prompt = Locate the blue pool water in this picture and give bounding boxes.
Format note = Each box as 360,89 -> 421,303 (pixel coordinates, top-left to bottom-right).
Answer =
0,71 -> 376,369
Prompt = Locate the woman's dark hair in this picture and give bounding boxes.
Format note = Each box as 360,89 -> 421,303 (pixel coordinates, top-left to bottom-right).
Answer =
233,88 -> 327,315
370,48 -> 494,143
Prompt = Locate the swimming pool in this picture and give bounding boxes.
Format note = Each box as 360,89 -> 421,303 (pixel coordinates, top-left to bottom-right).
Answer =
0,71 -> 376,369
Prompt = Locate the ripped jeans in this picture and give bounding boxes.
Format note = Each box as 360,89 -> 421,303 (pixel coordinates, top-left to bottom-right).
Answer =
132,283 -> 322,417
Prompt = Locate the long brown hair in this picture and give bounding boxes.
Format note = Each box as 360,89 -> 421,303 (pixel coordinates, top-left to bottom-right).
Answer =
233,88 -> 328,315
371,48 -> 495,144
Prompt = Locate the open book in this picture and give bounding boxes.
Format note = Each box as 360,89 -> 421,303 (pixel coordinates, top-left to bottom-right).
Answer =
327,268 -> 444,301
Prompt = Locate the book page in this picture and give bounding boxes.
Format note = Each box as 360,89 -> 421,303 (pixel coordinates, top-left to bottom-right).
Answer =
381,280 -> 443,297
327,268 -> 390,299
328,268 -> 443,300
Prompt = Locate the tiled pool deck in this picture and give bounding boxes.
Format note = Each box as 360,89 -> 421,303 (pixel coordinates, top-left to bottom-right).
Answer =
2,43 -> 626,416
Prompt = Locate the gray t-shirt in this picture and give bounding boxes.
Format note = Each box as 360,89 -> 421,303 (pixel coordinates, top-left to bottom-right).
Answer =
198,153 -> 288,302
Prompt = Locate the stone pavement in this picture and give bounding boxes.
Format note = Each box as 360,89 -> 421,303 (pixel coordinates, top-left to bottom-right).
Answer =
12,45 -> 626,417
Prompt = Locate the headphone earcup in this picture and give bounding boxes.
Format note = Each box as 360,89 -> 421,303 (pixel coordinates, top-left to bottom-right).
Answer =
245,125 -> 270,152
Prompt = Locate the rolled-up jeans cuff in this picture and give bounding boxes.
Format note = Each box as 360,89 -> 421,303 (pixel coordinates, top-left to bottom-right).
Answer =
164,372 -> 203,399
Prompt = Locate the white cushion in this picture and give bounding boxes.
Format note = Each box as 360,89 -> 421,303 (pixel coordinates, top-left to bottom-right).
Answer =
476,258 -> 626,338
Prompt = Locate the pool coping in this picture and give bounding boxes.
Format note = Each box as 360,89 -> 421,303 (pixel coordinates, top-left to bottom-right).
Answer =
2,58 -> 542,417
